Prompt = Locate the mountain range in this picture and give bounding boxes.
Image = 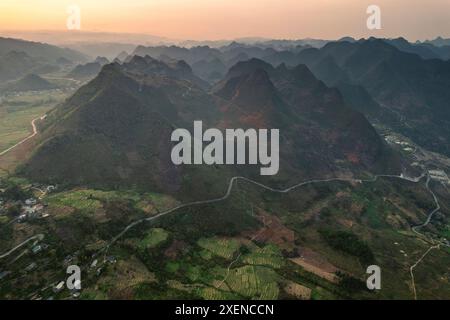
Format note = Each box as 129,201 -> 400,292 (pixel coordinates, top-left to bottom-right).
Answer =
0,37 -> 87,83
295,38 -> 450,157
20,55 -> 399,197
112,38 -> 450,159
0,37 -> 86,62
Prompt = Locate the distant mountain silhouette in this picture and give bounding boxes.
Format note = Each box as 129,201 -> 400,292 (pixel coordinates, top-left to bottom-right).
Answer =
0,51 -> 59,82
67,62 -> 103,80
0,73 -> 58,93
0,37 -> 86,63
94,56 -> 110,65
296,38 -> 450,156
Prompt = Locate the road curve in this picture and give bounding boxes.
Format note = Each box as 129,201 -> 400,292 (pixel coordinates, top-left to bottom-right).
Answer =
0,116 -> 43,157
409,243 -> 440,300
96,171 -> 447,300
102,173 -> 425,253
408,175 -> 448,299
412,176 -> 441,237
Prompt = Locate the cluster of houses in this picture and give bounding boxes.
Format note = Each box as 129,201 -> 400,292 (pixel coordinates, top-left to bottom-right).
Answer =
18,197 -> 44,222
384,134 -> 415,153
383,133 -> 450,185
428,169 -> 450,185
0,184 -> 56,223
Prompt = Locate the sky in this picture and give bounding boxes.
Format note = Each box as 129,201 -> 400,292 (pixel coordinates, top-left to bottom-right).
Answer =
0,0 -> 449,41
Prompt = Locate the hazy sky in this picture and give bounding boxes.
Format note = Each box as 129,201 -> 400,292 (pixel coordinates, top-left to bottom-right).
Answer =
0,0 -> 449,41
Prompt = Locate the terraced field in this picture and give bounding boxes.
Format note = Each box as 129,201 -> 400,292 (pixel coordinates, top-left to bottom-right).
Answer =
242,244 -> 285,269
197,237 -> 241,260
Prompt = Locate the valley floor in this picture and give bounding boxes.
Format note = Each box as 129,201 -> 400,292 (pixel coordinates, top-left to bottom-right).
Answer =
0,90 -> 449,300
0,145 -> 449,299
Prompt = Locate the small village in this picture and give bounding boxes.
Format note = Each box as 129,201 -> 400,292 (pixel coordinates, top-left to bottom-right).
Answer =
383,132 -> 450,185
0,184 -> 56,223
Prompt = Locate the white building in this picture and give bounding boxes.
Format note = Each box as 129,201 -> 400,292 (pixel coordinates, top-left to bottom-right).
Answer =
25,198 -> 37,206
53,281 -> 65,293
429,170 -> 449,183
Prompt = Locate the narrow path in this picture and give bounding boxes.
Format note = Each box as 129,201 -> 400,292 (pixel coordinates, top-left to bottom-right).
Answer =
412,176 -> 441,237
408,175 -> 448,299
0,115 -> 43,157
0,234 -> 44,259
409,244 -> 440,300
42,77 -> 79,83
217,210 -> 267,290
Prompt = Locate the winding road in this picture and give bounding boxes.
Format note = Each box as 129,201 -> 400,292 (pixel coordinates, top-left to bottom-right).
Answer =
409,243 -> 441,300
0,120 -> 443,299
408,175 -> 448,299
100,170 -> 449,299
412,176 -> 441,237
0,115 -> 44,157
103,173 -> 425,252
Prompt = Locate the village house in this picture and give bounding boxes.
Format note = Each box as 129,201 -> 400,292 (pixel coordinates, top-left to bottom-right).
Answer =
25,262 -> 37,272
53,281 -> 65,293
428,170 -> 450,184
32,245 -> 42,254
25,198 -> 37,206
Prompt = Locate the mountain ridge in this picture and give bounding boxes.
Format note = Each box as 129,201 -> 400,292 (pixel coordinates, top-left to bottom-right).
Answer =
20,57 -> 401,196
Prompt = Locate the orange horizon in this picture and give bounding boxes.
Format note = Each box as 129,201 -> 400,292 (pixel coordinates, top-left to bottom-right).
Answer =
0,0 -> 449,41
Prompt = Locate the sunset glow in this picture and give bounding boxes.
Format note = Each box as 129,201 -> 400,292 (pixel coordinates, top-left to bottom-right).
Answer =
0,0 -> 449,41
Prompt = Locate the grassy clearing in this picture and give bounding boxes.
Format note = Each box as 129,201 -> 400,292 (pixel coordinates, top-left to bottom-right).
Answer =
165,261 -> 180,273
139,228 -> 169,249
136,193 -> 179,214
351,190 -> 387,229
197,237 -> 240,260
0,105 -> 49,151
199,249 -> 213,260
45,188 -> 178,215
46,190 -> 103,213
186,265 -> 202,282
439,225 -> 450,239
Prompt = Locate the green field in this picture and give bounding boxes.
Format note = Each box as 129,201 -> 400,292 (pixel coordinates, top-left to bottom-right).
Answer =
242,244 -> 285,269
139,228 -> 169,249
0,92 -> 67,152
225,265 -> 280,299
45,188 -> 177,217
197,237 -> 241,260
46,189 -> 104,213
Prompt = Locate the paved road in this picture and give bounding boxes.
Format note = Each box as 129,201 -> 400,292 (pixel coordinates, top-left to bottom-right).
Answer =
412,176 -> 442,237
101,170 -> 449,300
42,76 -> 80,84
103,173 -> 426,253
0,115 -> 44,157
0,234 -> 44,259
